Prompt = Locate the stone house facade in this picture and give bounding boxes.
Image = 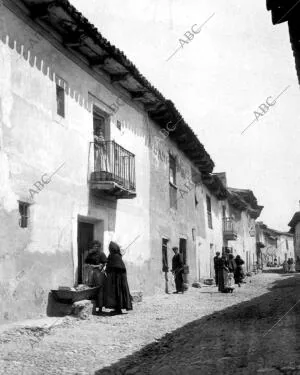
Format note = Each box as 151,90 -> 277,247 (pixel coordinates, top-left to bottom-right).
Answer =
256,222 -> 295,266
0,0 -> 215,322
0,0 -> 263,323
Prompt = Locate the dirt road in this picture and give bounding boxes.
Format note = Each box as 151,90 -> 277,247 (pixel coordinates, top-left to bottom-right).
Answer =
0,271 -> 299,374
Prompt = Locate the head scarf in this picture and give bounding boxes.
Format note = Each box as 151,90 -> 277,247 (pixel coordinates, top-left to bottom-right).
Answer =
109,241 -> 121,255
106,241 -> 126,270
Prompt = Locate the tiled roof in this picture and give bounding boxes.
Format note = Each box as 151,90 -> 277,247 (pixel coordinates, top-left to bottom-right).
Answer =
227,188 -> 263,219
18,0 -> 215,172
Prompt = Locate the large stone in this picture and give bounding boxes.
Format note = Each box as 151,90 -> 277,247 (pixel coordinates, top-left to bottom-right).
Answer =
130,291 -> 143,303
204,278 -> 214,285
192,282 -> 201,288
72,300 -> 93,319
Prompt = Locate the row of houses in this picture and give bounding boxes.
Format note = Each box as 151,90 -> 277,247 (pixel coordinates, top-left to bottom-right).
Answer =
256,222 -> 294,266
0,0 -> 291,323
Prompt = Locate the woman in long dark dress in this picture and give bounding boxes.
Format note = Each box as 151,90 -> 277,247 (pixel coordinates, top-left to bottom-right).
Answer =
228,254 -> 237,274
234,255 -> 245,286
85,240 -> 107,313
104,241 -> 132,315
217,254 -> 229,293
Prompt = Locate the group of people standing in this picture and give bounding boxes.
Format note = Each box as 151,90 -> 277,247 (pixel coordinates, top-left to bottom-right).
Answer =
282,258 -> 296,273
84,240 -> 132,315
214,252 -> 245,293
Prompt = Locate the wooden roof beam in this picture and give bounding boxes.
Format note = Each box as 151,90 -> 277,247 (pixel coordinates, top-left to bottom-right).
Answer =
110,73 -> 130,84
89,55 -> 109,67
131,91 -> 147,101
29,3 -> 54,20
144,102 -> 165,112
63,34 -> 87,47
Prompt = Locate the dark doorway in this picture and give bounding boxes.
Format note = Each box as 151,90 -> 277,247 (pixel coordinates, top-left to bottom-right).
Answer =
77,222 -> 94,284
162,238 -> 169,272
93,107 -> 106,139
162,238 -> 169,294
210,243 -> 214,278
179,238 -> 187,265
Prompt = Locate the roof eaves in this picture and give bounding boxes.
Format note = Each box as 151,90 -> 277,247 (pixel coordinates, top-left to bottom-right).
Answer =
35,0 -> 215,172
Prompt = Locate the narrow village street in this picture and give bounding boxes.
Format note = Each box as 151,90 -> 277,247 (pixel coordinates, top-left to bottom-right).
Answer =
0,271 -> 299,375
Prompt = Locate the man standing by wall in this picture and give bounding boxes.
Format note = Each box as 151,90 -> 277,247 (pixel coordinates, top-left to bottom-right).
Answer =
213,251 -> 221,286
171,247 -> 184,294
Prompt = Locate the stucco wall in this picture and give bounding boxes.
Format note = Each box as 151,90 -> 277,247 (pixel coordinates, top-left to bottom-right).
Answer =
196,187 -> 224,280
276,235 -> 294,263
227,207 -> 256,271
147,122 -> 201,291
0,5 -> 151,322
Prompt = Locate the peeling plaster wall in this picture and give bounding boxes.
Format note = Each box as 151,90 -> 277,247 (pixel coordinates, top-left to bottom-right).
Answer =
148,124 -> 200,293
227,207 -> 257,272
196,187 -> 224,281
0,5 -> 150,322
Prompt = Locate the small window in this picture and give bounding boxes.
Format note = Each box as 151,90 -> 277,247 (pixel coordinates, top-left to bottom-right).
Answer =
169,154 -> 177,209
206,195 -> 212,229
56,84 -> 65,117
286,239 -> 289,250
117,120 -> 122,130
222,205 -> 226,219
192,228 -> 196,241
169,154 -> 176,185
19,202 -> 29,228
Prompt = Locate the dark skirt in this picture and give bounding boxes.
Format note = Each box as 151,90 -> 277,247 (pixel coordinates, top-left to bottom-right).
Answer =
234,266 -> 244,284
104,269 -> 133,311
84,266 -> 106,308
218,269 -> 228,292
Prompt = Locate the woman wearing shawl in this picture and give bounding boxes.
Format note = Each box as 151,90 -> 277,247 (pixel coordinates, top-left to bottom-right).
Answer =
234,255 -> 245,286
104,241 -> 132,314
84,240 -> 107,312
228,254 -> 237,274
282,259 -> 288,273
217,254 -> 229,293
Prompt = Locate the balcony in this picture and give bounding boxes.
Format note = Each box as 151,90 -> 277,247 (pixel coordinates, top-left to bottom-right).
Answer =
223,217 -> 237,240
89,141 -> 136,199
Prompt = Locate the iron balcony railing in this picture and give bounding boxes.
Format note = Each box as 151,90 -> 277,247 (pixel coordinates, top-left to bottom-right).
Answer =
223,217 -> 237,235
90,141 -> 136,191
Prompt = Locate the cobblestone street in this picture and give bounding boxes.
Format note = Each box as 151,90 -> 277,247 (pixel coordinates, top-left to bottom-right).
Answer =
0,271 -> 299,374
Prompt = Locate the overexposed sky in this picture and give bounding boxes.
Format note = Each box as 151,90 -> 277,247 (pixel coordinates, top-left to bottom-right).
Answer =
71,0 -> 300,231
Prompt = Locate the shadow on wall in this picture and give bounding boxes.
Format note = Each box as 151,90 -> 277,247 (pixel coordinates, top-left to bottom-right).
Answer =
0,27 -> 153,146
0,31 -> 91,111
94,275 -> 300,374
